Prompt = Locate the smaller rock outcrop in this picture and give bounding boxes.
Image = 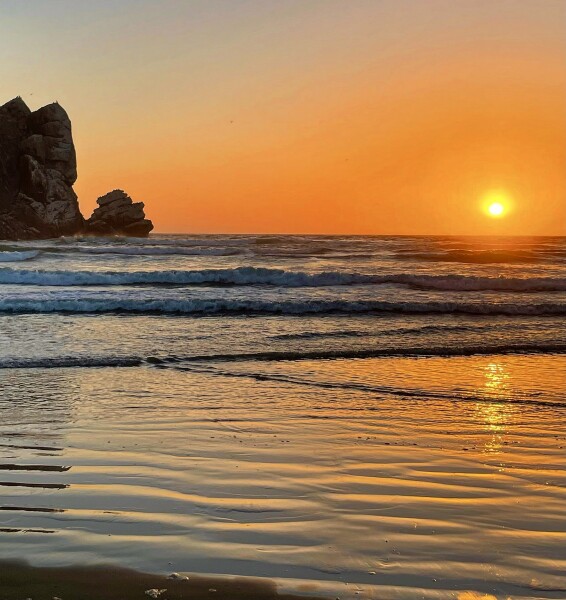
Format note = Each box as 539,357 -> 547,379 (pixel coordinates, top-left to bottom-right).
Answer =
86,189 -> 153,236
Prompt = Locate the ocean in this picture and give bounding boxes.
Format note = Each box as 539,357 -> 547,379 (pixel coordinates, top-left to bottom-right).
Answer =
0,234 -> 565,599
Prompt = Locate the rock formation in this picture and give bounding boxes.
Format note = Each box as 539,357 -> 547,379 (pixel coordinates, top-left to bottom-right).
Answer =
86,189 -> 153,236
0,97 -> 153,239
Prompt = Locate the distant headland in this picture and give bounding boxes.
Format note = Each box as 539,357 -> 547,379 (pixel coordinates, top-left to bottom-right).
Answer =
0,97 -> 153,240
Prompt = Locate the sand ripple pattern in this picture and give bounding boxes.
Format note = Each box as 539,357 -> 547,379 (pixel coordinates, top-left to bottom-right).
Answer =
0,358 -> 565,599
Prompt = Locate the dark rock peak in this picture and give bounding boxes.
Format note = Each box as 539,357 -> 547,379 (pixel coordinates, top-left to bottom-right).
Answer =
86,189 -> 153,236
0,97 -> 31,122
0,97 -> 153,239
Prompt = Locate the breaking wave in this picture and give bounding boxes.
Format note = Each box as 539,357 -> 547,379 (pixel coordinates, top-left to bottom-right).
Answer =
1,266 -> 566,291
0,250 -> 40,262
0,297 -> 564,315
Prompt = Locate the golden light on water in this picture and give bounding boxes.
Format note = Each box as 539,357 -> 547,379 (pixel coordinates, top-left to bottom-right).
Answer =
475,361 -> 514,454
483,362 -> 510,397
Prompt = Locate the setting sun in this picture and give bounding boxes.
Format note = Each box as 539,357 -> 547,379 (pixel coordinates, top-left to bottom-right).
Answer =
488,202 -> 505,217
482,191 -> 511,219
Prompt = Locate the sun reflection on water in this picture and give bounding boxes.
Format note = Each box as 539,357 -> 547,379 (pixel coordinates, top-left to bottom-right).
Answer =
483,362 -> 510,398
475,362 -> 514,454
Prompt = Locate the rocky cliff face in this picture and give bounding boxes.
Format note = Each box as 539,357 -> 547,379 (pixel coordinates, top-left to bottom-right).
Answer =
0,97 -> 83,239
0,97 -> 153,239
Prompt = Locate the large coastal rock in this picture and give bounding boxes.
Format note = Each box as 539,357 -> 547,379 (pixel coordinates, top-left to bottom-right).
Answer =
86,190 -> 153,236
0,97 -> 153,239
0,97 -> 83,239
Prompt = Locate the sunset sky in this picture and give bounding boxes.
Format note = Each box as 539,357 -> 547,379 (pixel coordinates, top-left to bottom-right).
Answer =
2,0 -> 565,235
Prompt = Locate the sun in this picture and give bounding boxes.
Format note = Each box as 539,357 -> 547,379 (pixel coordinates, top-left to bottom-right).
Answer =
482,191 -> 511,219
488,202 -> 505,217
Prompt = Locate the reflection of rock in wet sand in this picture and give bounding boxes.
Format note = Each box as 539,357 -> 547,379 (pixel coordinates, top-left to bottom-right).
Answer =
0,561 -> 326,600
0,371 -> 76,534
0,369 -> 79,438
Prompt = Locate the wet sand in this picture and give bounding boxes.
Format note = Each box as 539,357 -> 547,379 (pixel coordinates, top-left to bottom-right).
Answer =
0,562 -> 324,600
0,354 -> 565,599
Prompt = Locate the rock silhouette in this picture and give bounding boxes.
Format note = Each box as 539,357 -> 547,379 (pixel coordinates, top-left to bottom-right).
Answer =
0,97 -> 153,239
86,190 -> 153,236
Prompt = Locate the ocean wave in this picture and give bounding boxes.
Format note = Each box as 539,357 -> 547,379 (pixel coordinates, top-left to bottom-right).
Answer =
271,329 -> 371,340
0,297 -> 564,315
32,245 -> 243,257
397,274 -> 566,292
175,363 -> 566,408
395,249 -> 564,264
0,250 -> 40,262
269,322 -> 537,340
58,235 -> 253,248
1,266 -> 566,291
0,356 -> 142,369
1,352 -> 564,410
73,246 -> 243,256
254,236 -> 289,245
2,343 -> 565,371
147,342 -> 566,363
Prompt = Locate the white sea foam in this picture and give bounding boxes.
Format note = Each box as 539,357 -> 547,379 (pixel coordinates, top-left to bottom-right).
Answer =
0,250 -> 40,262
0,265 -> 565,291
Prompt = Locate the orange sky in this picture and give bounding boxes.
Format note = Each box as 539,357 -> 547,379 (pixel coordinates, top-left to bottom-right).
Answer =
2,0 -> 565,234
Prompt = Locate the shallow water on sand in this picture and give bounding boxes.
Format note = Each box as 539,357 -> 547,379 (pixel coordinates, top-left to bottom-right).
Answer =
0,235 -> 565,598
1,356 -> 565,598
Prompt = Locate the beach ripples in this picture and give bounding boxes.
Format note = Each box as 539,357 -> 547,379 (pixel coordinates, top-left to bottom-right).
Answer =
1,235 -> 565,598
0,360 -> 564,598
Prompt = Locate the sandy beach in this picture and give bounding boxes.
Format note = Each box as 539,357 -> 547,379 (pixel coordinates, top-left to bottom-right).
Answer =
0,562 -> 328,600
1,341 -> 565,598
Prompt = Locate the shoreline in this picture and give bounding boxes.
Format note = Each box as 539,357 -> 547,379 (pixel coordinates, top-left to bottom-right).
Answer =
0,562 -> 328,600
0,235 -> 564,599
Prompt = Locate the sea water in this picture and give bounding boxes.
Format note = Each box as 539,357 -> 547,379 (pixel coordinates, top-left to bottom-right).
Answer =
0,235 -> 565,599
